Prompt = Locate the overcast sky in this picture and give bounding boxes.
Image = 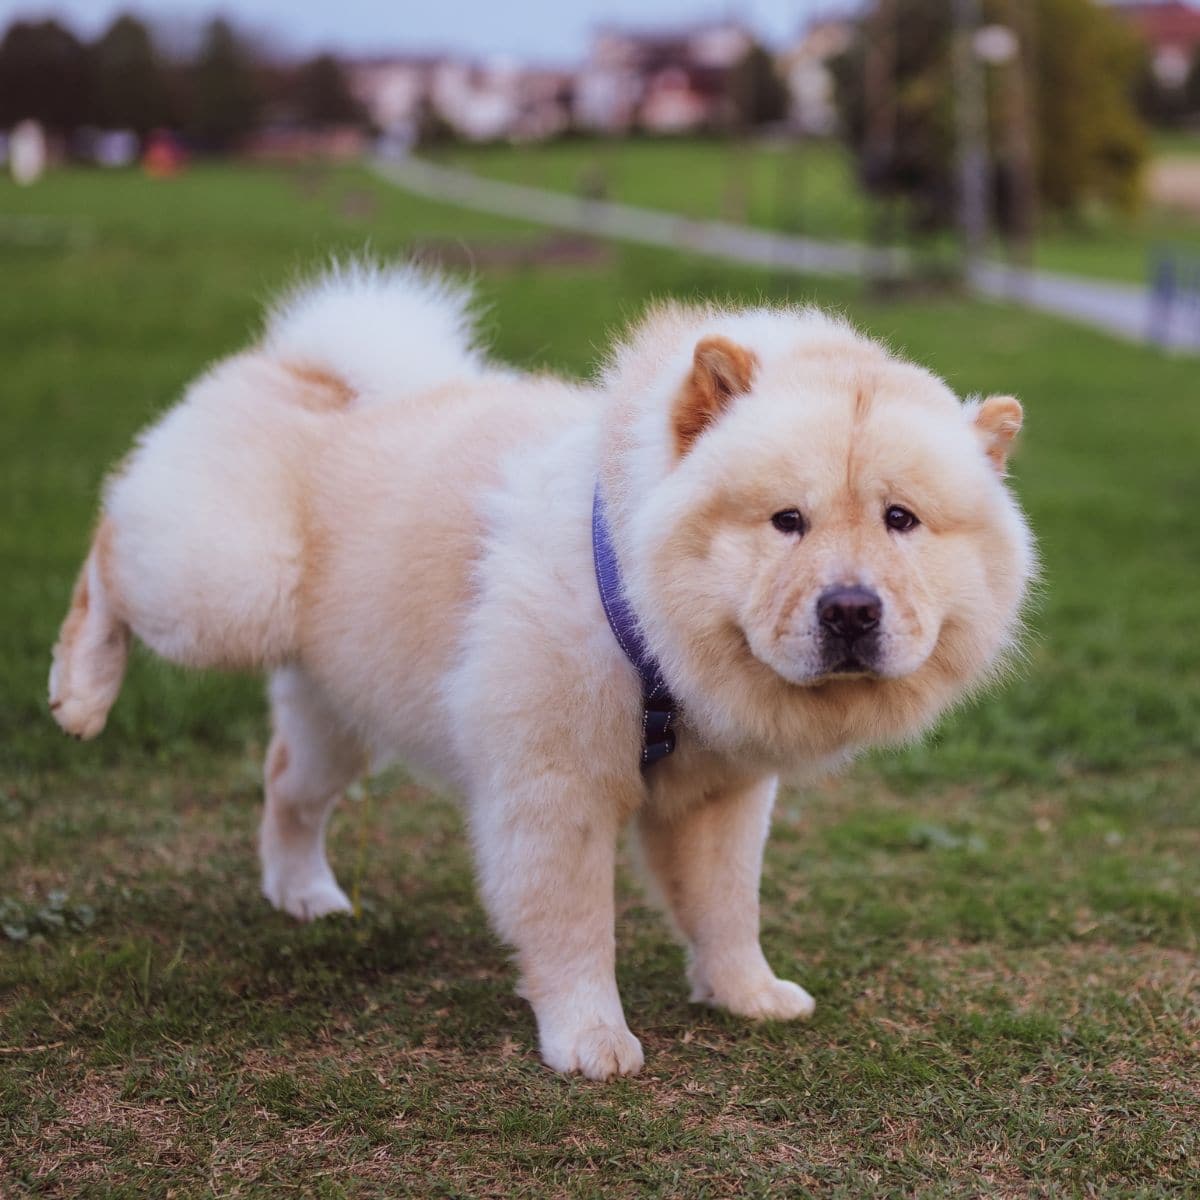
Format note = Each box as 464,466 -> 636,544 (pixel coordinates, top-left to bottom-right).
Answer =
0,0 -> 835,61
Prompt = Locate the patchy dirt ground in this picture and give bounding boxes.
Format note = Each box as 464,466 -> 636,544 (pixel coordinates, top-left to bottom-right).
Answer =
1148,158 -> 1200,215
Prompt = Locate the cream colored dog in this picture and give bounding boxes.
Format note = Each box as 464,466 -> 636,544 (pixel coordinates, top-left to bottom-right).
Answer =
50,265 -> 1034,1079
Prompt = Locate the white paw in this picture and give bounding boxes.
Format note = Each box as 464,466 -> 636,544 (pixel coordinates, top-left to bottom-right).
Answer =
540,1023 -> 645,1081
48,656 -> 112,740
695,976 -> 816,1022
262,872 -> 352,922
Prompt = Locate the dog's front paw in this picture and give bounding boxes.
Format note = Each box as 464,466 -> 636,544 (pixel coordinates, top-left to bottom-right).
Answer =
262,872 -> 353,922
693,974 -> 815,1022
540,1022 -> 644,1081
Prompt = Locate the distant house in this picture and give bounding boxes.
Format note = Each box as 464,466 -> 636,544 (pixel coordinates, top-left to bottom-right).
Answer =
427,60 -> 518,142
349,55 -> 571,145
640,64 -> 716,133
512,68 -> 574,141
779,17 -> 852,137
574,33 -> 644,133
574,23 -> 753,135
349,56 -> 436,147
1113,0 -> 1200,87
347,19 -> 831,146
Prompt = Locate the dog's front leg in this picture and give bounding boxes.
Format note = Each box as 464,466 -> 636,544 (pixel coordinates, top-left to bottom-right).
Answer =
469,773 -> 643,1080
638,775 -> 815,1022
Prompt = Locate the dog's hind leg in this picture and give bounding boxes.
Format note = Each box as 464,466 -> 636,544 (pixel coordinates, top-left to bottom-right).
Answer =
49,520 -> 131,740
260,665 -> 363,921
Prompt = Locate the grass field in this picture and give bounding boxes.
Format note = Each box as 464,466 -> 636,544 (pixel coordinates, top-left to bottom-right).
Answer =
442,135 -> 1200,285
2,164 -> 1199,1197
1154,130 -> 1200,159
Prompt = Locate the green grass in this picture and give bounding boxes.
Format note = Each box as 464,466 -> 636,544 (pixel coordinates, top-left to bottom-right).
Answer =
2,164 -> 1199,1197
440,137 -> 871,241
1153,130 -> 1200,159
443,135 -> 1200,285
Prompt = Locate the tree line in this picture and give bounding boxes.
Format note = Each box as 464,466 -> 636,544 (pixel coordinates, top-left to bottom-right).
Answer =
0,13 -> 362,151
831,0 -> 1184,240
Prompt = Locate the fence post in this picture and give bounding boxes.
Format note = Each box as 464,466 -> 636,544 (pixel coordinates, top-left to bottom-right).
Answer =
1148,247 -> 1176,347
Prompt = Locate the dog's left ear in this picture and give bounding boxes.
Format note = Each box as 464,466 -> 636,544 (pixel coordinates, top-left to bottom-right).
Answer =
973,395 -> 1023,473
673,335 -> 757,457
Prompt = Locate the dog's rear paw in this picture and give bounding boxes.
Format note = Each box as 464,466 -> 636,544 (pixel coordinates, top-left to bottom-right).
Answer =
49,523 -> 131,741
262,874 -> 353,922
540,1023 -> 644,1081
695,975 -> 815,1022
48,671 -> 113,740
49,633 -> 128,741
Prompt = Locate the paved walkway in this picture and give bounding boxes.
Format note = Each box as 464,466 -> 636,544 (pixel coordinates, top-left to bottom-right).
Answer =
373,157 -> 1200,353
967,260 -> 1199,352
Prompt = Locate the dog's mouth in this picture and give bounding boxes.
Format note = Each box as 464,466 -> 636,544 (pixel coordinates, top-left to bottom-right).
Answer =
820,629 -> 883,679
738,626 -> 885,687
827,655 -> 875,677
812,655 -> 883,685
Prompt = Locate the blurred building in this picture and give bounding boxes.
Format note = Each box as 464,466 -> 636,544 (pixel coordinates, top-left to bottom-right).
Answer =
574,23 -> 752,134
573,33 -> 645,132
512,68 -> 575,141
347,18 -> 845,146
427,60 -> 516,141
779,17 -> 852,137
350,55 -> 436,145
1113,0 -> 1200,87
351,55 -> 572,145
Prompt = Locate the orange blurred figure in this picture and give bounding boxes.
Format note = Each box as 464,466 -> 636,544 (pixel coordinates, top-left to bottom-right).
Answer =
142,129 -> 187,178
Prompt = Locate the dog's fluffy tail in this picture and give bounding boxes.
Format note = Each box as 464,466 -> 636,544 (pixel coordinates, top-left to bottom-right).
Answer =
50,262 -> 480,740
262,261 -> 485,405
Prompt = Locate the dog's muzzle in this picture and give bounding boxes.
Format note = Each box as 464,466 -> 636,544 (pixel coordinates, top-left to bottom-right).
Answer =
817,585 -> 883,674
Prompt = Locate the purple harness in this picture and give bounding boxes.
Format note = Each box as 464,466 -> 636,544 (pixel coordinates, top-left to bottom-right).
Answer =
592,487 -> 678,769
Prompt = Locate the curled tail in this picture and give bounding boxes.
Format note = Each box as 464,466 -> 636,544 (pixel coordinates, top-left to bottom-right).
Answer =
50,262 -> 481,740
262,260 -> 484,405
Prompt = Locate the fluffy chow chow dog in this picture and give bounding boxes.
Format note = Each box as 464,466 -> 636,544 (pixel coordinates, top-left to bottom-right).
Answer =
50,265 -> 1034,1079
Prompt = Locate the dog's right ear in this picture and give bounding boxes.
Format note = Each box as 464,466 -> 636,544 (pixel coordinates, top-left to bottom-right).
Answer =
973,395 -> 1023,474
672,336 -> 757,457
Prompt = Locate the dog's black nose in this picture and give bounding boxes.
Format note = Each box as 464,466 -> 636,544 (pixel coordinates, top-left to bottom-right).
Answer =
818,586 -> 882,641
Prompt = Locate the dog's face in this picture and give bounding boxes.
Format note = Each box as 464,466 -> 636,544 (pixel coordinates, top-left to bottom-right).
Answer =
615,312 -> 1035,766
702,339 -> 1025,689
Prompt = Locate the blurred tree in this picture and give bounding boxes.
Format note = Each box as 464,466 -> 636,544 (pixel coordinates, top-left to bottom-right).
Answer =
0,19 -> 91,132
831,0 -> 956,231
728,41 -> 790,130
92,13 -> 169,133
1186,47 -> 1200,117
833,0 -> 1147,234
723,41 -> 790,224
1134,51 -> 1189,127
292,53 -> 364,126
1035,0 -> 1146,215
188,17 -> 260,151
415,94 -> 458,148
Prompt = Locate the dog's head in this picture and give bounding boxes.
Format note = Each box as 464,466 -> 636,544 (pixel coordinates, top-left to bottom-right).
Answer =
603,303 -> 1035,768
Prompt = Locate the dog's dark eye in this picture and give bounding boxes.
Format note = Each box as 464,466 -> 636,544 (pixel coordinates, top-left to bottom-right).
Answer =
771,509 -> 806,535
885,505 -> 919,532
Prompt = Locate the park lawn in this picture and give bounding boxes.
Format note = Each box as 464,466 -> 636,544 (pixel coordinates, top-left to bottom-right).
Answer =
2,164 -> 1199,1197
1031,202 -> 1200,284
440,137 -> 871,241
1153,130 -> 1200,159
443,136 -> 1200,286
